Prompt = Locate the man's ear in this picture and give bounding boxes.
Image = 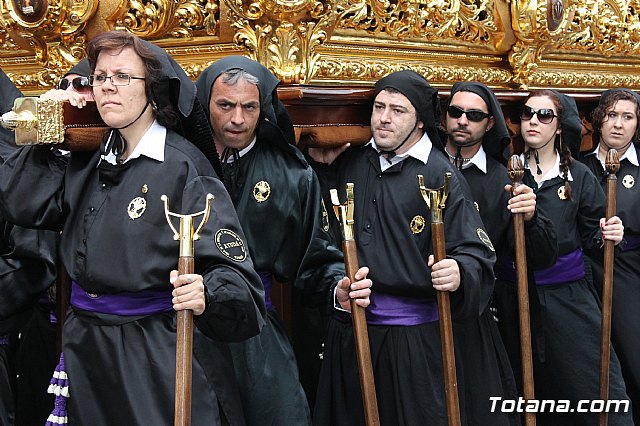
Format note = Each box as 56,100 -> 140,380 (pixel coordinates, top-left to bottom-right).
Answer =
486,116 -> 495,132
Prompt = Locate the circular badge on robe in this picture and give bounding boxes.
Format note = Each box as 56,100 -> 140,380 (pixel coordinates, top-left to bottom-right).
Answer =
410,215 -> 425,234
215,229 -> 248,262
253,181 -> 271,203
622,175 -> 635,189
477,228 -> 495,252
128,197 -> 146,220
557,186 -> 567,200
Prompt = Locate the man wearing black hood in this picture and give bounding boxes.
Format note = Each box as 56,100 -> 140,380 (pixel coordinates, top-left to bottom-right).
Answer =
0,68 -> 58,426
309,70 -> 512,425
442,82 -> 559,423
195,56 -> 371,426
0,32 -> 265,426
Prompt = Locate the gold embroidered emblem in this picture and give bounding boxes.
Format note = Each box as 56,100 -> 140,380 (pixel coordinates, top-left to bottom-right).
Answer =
142,184 -> 148,194
557,186 -> 567,200
410,215 -> 425,234
477,228 -> 495,252
128,197 -> 146,220
321,199 -> 330,232
215,229 -> 248,262
253,181 -> 271,203
622,174 -> 635,189
474,201 -> 480,212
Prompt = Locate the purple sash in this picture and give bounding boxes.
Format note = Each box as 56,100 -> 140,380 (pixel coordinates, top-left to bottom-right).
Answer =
70,282 -> 173,316
495,249 -> 585,286
258,271 -> 273,311
623,235 -> 640,252
0,334 -> 8,345
365,292 -> 439,325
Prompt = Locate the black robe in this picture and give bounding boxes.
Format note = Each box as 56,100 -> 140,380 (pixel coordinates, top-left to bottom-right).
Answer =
0,129 -> 265,426
495,159 -> 633,425
224,134 -> 345,426
580,150 -> 640,425
313,144 -> 515,426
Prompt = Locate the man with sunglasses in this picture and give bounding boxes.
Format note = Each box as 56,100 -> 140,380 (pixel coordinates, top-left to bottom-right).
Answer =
40,59 -> 93,108
308,70 -> 521,425
442,82 -> 559,408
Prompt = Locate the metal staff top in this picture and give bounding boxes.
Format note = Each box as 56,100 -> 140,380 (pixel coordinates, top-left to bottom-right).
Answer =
417,172 -> 452,223
161,194 -> 214,256
330,182 -> 355,240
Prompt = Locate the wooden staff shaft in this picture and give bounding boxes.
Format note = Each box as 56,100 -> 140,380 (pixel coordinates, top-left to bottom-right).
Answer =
431,222 -> 461,426
343,239 -> 380,426
599,173 -> 617,426
512,212 -> 536,426
175,256 -> 194,426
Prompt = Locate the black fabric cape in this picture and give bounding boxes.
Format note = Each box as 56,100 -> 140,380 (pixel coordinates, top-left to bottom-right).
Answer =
313,144 -> 519,426
580,149 -> 640,425
0,129 -> 265,425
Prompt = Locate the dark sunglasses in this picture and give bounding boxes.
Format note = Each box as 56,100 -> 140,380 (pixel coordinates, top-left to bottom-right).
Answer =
447,105 -> 491,122
520,105 -> 557,124
56,76 -> 91,93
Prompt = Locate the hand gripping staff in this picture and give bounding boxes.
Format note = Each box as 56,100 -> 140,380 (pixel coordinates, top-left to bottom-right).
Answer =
330,183 -> 380,426
599,149 -> 620,426
417,172 -> 461,426
161,193 -> 214,426
508,155 -> 536,426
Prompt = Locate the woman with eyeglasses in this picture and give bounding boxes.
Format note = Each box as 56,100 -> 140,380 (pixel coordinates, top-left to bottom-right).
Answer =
498,89 -> 633,425
0,31 -> 264,426
580,88 -> 640,425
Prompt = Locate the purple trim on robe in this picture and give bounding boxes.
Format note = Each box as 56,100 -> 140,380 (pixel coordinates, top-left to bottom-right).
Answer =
623,235 -> 640,252
70,282 -> 173,316
257,271 -> 273,311
0,334 -> 8,345
366,292 -> 439,325
495,249 -> 585,286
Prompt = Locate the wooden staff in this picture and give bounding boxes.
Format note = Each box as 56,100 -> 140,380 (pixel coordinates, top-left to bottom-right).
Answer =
599,149 -> 620,426
162,194 -> 214,426
330,183 -> 380,426
418,173 -> 461,426
507,155 -> 536,426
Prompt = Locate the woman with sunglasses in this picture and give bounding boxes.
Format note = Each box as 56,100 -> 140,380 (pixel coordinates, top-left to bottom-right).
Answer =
580,88 -> 640,424
0,31 -> 264,425
500,89 -> 632,425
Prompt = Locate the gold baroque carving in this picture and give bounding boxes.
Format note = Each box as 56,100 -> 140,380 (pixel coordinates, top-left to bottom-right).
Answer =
315,57 -> 513,86
526,69 -> 640,88
114,0 -> 218,38
225,0 -> 339,83
335,0 -> 501,48
0,0 -> 98,90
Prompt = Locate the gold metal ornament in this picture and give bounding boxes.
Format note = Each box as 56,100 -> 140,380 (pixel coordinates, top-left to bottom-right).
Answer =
410,215 -> 425,235
142,184 -> 149,194
474,201 -> 480,212
622,175 -> 635,189
321,199 -> 330,232
253,180 -> 271,203
557,186 -> 567,200
128,196 -> 147,220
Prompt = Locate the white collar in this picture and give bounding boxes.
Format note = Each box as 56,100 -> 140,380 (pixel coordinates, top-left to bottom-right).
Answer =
461,145 -> 487,173
368,132 -> 433,171
222,137 -> 257,163
587,143 -> 639,167
520,151 -> 573,184
102,120 -> 166,165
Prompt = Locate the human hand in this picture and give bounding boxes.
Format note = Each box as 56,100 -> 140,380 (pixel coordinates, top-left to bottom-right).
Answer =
335,266 -> 372,311
505,184 -> 536,221
170,270 -> 206,315
428,255 -> 461,292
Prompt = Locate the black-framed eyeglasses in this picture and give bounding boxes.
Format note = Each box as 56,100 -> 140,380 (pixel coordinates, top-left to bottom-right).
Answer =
89,73 -> 146,87
57,76 -> 91,93
520,105 -> 557,124
447,105 -> 491,122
